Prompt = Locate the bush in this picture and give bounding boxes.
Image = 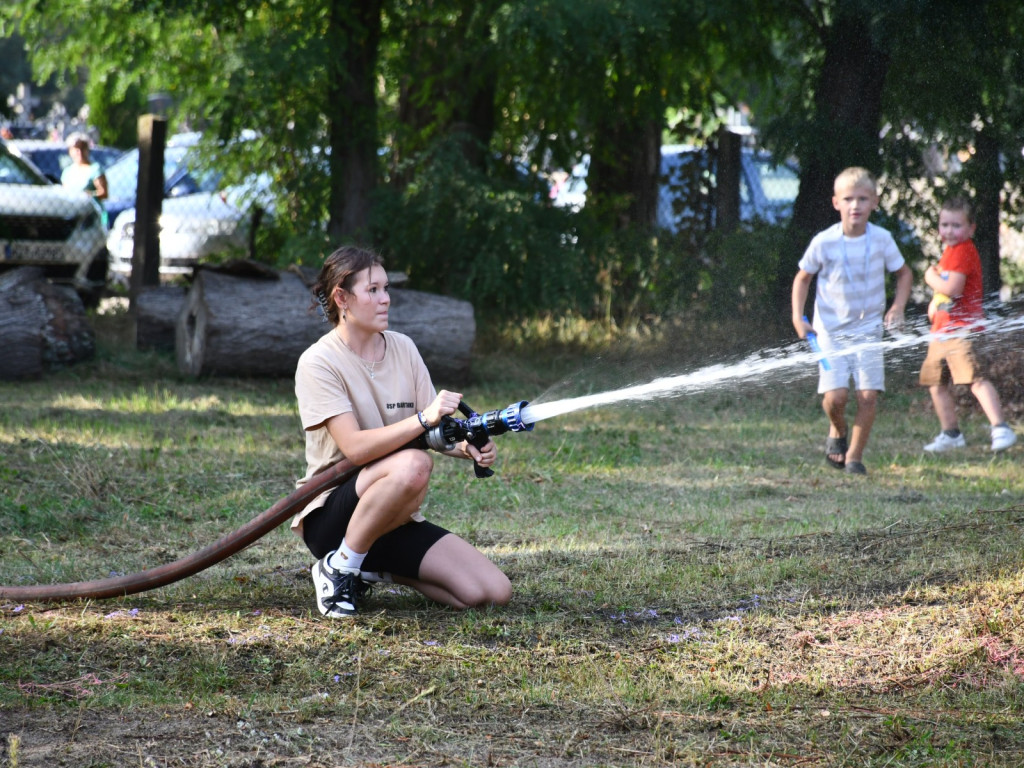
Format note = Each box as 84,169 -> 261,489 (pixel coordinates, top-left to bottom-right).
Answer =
696,224 -> 787,322
371,139 -> 599,320
370,138 -> 803,336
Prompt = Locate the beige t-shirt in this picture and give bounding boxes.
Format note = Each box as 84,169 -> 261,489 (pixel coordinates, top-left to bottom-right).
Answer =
292,329 -> 436,533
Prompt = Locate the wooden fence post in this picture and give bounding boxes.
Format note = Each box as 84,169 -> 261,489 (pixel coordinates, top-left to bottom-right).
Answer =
716,127 -> 742,233
130,115 -> 167,308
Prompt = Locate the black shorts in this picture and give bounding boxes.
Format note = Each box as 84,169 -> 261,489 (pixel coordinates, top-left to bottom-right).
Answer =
301,472 -> 450,580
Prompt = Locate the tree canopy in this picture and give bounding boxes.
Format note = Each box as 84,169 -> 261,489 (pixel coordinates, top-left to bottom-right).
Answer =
3,0 -> 1024,322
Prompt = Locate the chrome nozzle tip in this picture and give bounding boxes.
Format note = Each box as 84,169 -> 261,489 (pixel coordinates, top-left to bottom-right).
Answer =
499,401 -> 534,432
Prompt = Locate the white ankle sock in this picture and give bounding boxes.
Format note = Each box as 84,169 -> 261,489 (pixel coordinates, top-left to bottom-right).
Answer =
328,540 -> 366,572
360,570 -> 394,584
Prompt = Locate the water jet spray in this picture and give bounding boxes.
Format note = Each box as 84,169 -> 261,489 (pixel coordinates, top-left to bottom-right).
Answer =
5,310 -> 1022,603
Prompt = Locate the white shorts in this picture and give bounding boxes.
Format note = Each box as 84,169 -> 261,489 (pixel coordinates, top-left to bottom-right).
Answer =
816,327 -> 885,394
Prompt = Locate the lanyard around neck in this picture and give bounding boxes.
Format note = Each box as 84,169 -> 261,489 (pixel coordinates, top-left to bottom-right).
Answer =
840,222 -> 871,284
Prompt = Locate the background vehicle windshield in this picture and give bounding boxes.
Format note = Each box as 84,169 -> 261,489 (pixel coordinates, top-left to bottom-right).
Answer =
0,149 -> 48,186
753,159 -> 800,203
50,147 -> 123,180
9,142 -> 124,183
104,145 -> 221,200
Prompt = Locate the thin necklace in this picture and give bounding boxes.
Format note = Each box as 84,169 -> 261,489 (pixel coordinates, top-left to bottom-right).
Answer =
841,222 -> 871,320
840,222 -> 871,280
337,331 -> 384,379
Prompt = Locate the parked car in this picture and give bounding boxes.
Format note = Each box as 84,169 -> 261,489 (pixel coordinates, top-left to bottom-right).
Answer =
0,141 -> 108,305
6,139 -> 124,185
102,132 -> 219,229
552,145 -> 800,231
658,144 -> 799,232
105,183 -> 270,281
103,131 -> 273,281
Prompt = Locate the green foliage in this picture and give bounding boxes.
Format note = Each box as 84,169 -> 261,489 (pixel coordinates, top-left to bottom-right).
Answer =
574,225 -> 700,328
370,133 -> 801,326
697,225 -> 787,323
12,0 -> 1024,323
85,77 -> 146,149
379,0 -> 502,158
489,0 -> 745,171
1,0 -> 791,319
0,35 -> 32,120
371,136 -> 600,319
1001,256 -> 1024,296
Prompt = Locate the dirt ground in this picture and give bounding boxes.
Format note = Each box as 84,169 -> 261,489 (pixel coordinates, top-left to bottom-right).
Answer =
3,708 -> 520,768
5,705 -> 728,767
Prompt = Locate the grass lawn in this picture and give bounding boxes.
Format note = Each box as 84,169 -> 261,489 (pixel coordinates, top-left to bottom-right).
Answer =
1,308 -> 1023,767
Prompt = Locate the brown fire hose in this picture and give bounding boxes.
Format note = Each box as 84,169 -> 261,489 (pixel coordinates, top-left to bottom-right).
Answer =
0,459 -> 357,603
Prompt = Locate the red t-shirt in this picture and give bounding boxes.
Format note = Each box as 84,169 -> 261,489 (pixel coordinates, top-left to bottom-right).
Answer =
931,239 -> 984,332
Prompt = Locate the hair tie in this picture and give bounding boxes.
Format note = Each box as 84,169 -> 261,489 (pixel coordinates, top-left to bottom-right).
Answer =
316,290 -> 330,322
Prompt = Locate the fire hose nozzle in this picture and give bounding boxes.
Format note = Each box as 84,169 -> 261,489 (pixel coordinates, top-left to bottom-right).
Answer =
487,400 -> 534,435
420,400 -> 534,478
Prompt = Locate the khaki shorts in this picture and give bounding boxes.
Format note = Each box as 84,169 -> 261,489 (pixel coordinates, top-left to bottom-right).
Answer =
918,336 -> 985,387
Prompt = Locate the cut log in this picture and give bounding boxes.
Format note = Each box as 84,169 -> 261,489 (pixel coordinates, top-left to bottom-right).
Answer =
387,286 -> 476,383
175,267 -> 474,382
135,284 -> 189,351
0,267 -> 95,380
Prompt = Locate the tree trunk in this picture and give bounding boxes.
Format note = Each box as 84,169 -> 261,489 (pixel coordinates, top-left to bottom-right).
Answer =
774,10 -> 890,321
175,268 -> 475,383
0,267 -> 95,380
972,128 -> 1003,299
326,0 -> 383,242
589,116 -> 662,230
385,285 -> 476,384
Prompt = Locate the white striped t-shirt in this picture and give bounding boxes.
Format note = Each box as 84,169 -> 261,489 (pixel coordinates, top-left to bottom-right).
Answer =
798,222 -> 904,336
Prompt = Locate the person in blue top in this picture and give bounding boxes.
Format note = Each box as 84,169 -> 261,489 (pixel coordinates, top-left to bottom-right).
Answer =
791,167 -> 912,476
60,133 -> 108,202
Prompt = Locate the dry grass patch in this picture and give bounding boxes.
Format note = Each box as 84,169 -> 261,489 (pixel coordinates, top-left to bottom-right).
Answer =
2,314 -> 1024,766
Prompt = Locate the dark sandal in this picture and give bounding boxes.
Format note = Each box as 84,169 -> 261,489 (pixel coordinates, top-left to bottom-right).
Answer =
844,460 -> 867,476
824,436 -> 847,469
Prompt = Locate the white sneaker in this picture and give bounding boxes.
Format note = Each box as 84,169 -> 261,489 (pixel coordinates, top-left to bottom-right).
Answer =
991,425 -> 1018,452
311,554 -> 364,618
924,432 -> 966,452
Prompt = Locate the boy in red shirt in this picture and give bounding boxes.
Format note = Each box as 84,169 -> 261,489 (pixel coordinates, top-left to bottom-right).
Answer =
920,197 -> 1017,453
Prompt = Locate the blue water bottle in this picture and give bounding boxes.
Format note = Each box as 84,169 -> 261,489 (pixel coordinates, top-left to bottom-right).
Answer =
803,316 -> 831,371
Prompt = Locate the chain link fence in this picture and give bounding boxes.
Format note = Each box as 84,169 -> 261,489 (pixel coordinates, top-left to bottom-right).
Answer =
5,123 -> 802,308
2,128 -> 268,303
0,137 -> 110,306
552,136 -> 800,234
100,133 -> 260,286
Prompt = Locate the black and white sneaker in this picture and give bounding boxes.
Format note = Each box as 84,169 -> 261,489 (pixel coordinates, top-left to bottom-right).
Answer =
311,553 -> 366,618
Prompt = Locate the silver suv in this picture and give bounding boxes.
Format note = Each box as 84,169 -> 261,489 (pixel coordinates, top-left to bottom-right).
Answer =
0,142 -> 108,305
